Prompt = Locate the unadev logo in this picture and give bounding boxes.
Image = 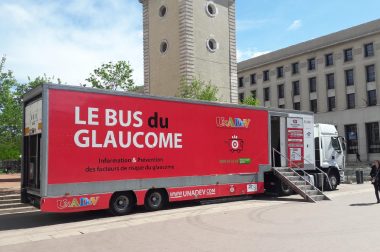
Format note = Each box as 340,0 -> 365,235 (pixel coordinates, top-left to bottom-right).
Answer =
216,117 -> 251,128
57,196 -> 99,209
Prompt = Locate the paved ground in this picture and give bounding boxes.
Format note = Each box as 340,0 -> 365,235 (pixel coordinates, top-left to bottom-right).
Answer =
0,183 -> 377,252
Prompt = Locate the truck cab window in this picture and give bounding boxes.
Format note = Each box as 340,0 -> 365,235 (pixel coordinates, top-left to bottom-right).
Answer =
331,137 -> 341,152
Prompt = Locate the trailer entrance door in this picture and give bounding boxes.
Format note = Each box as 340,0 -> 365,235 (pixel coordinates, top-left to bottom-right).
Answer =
23,99 -> 42,191
270,116 -> 287,167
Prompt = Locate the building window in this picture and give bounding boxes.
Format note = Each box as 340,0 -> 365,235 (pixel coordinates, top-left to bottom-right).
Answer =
366,64 -> 376,82
263,70 -> 270,81
325,53 -> 333,66
205,1 -> 218,17
277,66 -> 284,78
326,73 -> 335,90
364,42 -> 374,57
368,90 -> 377,106
309,77 -> 316,92
264,87 -> 270,101
250,74 -> 256,85
206,38 -> 218,52
278,104 -> 285,109
251,90 -> 257,99
345,69 -> 354,86
278,84 -> 284,99
344,48 -> 353,62
310,99 -> 317,113
293,102 -> 300,110
328,96 -> 335,111
347,93 -> 355,109
345,124 -> 358,154
238,77 -> 244,88
160,40 -> 168,54
308,58 -> 316,71
292,81 -> 300,96
238,93 -> 244,102
159,5 -> 167,17
366,122 -> 380,153
292,62 -> 299,74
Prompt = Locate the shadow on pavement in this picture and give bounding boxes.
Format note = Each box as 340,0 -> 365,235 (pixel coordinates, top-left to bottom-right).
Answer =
0,193 -> 302,231
0,210 -> 112,231
349,203 -> 378,206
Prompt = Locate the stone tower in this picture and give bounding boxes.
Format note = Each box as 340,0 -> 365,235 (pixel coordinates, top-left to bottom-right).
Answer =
139,0 -> 237,103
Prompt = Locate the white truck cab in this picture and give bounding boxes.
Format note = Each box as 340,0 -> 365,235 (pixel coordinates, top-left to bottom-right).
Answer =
314,123 -> 345,186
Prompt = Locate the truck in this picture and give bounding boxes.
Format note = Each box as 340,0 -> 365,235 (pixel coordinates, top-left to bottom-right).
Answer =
21,84 -> 344,215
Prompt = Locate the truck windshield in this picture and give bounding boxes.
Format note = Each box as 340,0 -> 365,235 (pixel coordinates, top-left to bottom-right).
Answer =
331,137 -> 341,151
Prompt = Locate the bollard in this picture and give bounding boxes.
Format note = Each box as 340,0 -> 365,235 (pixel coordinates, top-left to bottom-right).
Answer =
355,170 -> 364,184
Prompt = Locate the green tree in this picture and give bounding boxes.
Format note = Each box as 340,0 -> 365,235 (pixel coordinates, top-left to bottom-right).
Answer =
85,61 -> 135,91
0,56 -> 59,160
177,77 -> 219,101
241,96 -> 260,106
0,56 -> 21,160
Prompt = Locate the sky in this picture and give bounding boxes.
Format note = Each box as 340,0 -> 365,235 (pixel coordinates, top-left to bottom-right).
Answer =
1,0 -> 380,86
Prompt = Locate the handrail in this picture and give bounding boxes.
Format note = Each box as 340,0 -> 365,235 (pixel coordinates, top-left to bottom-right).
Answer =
272,148 -> 314,195
290,150 -> 332,191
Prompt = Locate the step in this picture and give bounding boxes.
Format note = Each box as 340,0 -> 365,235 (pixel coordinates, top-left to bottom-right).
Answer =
297,185 -> 314,190
287,176 -> 304,182
293,181 -> 308,186
0,198 -> 20,204
0,194 -> 20,200
279,172 -> 296,176
309,195 -> 327,201
0,190 -> 20,196
0,202 -> 28,210
275,168 -> 292,172
305,190 -> 319,196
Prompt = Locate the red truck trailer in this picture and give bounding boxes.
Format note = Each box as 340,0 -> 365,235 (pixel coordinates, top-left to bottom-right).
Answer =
22,84 -> 318,215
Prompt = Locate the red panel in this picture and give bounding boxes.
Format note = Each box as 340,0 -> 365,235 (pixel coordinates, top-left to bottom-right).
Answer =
48,89 -> 269,184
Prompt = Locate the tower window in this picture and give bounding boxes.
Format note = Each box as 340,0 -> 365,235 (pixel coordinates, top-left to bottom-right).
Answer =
159,5 -> 167,17
205,1 -> 218,17
160,40 -> 168,54
206,38 -> 218,52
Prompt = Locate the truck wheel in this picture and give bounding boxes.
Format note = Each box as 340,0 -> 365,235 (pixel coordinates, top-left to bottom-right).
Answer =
145,190 -> 167,211
277,181 -> 293,196
327,173 -> 338,191
109,192 -> 135,216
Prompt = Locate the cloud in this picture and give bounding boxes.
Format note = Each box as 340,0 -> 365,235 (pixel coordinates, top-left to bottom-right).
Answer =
0,0 -> 144,86
237,48 -> 271,62
287,19 -> 302,31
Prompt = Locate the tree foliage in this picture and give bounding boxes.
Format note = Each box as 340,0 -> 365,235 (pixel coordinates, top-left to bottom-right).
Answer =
177,77 -> 219,101
241,96 -> 260,106
0,56 -> 20,160
0,56 -> 59,160
85,61 -> 135,91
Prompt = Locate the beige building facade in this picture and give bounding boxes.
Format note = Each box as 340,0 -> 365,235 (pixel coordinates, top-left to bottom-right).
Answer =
238,19 -> 380,162
139,0 -> 238,103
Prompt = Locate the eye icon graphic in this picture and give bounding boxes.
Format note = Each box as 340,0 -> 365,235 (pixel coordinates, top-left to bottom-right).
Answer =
226,135 -> 244,153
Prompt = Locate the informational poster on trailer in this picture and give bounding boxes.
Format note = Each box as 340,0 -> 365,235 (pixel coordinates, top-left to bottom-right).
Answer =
287,117 -> 304,168
47,89 -> 269,184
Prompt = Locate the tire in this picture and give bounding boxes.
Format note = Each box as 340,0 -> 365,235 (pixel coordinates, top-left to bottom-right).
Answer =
327,173 -> 338,191
109,192 -> 135,216
145,190 -> 167,211
277,180 -> 293,196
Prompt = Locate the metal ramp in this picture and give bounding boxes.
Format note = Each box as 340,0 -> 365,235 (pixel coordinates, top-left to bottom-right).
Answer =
273,167 -> 330,203
272,148 -> 330,203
